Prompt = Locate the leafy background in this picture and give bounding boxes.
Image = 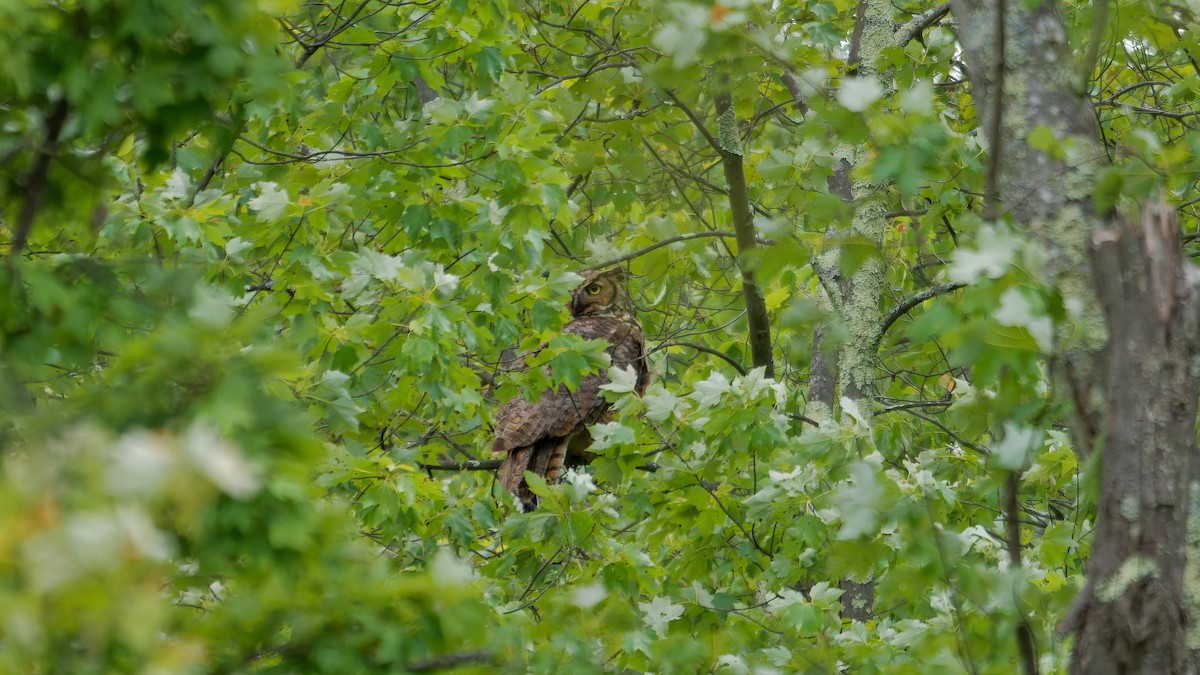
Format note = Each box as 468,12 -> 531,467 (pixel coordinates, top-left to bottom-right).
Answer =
2,0 -> 1196,672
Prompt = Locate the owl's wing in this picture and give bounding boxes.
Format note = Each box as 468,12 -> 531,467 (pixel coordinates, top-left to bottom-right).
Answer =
492,386 -> 597,453
492,314 -> 646,454
568,314 -> 649,395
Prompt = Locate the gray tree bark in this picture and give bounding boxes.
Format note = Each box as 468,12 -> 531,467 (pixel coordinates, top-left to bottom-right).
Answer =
819,0 -> 895,622
948,0 -> 1200,671
1062,203 -> 1200,674
949,0 -> 1108,455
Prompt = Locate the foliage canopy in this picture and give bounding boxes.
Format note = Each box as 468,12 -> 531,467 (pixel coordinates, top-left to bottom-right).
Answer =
3,0 -> 1199,672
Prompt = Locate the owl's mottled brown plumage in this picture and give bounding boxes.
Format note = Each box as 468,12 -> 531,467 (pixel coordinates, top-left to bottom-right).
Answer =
494,267 -> 648,510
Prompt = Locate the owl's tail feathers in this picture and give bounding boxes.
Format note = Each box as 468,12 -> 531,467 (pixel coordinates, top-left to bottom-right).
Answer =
498,437 -> 567,511
498,445 -> 534,503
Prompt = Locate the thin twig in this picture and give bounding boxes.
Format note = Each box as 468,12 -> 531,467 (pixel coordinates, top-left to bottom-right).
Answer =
662,89 -> 723,154
420,457 -> 660,472
879,283 -> 965,337
419,459 -> 503,471
655,340 -> 747,376
295,0 -> 372,68
906,410 -> 990,456
189,110 -> 246,207
582,231 -> 740,270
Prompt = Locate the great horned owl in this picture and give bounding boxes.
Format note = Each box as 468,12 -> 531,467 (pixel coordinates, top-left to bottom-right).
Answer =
493,267 -> 649,511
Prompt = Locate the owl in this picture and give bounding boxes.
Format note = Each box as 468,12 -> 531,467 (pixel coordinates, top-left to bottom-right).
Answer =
493,267 -> 649,511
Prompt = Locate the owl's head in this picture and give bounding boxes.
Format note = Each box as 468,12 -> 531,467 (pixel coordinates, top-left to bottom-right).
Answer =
570,267 -> 634,317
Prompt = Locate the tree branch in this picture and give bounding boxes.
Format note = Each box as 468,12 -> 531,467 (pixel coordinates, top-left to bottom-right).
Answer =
420,459 -> 502,471
894,2 -> 951,47
189,108 -> 246,207
879,282 -> 965,337
294,0 -> 372,68
906,410 -> 990,456
1075,0 -> 1108,93
656,340 -> 748,376
662,89 -> 724,154
780,70 -> 811,114
420,457 -> 661,473
10,97 -> 69,257
583,231 -> 739,270
407,650 -> 495,672
715,89 -> 774,378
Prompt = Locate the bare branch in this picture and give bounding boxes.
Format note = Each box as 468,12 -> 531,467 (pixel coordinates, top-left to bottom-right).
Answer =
655,340 -> 748,376
894,2 -> 951,47
420,459 -> 502,471
879,282 -> 965,337
408,650 -> 495,672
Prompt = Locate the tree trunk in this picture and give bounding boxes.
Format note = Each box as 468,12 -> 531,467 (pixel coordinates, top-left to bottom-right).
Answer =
833,0 -> 891,426
1063,202 -> 1200,674
714,90 -> 774,378
948,0 -> 1108,455
817,0 -> 895,622
949,0 -> 1200,668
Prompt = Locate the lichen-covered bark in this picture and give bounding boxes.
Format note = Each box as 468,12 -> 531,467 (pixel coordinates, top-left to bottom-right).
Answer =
791,0 -> 911,428
949,1 -> 1200,669
1062,203 -> 1200,674
837,209 -> 886,411
952,1 -> 1100,221
1187,478 -> 1200,664
830,0 -> 891,428
816,0 -> 895,622
949,0 -> 1108,454
806,309 -> 837,424
807,176 -> 850,427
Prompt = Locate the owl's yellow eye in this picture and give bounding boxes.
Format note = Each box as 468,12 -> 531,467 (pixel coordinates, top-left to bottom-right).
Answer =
585,283 -> 602,295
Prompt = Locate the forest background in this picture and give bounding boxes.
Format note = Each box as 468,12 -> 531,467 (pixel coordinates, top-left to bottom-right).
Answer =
3,0 -> 1200,673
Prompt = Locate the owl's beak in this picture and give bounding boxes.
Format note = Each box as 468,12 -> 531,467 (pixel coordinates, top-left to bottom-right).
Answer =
570,295 -> 583,315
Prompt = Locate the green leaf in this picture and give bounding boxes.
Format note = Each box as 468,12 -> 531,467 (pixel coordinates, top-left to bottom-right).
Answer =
831,461 -> 883,539
248,182 -> 290,221
639,596 -> 684,636
1027,125 -> 1066,160
836,76 -> 884,112
474,46 -> 506,80
600,364 -> 639,394
1093,166 -> 1124,213
588,421 -> 635,451
643,385 -> 681,422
